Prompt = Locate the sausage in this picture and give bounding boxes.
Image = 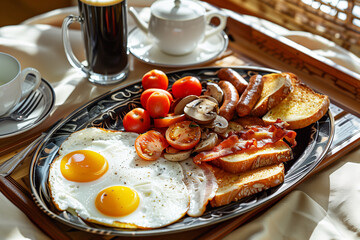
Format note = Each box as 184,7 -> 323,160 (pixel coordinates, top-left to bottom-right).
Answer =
217,68 -> 248,94
236,75 -> 264,117
218,80 -> 240,121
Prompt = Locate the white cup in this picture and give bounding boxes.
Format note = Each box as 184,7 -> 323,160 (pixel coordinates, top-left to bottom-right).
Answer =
0,52 -> 41,116
129,0 -> 227,55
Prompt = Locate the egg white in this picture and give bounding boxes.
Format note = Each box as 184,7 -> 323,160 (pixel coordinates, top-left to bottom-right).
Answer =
48,128 -> 190,229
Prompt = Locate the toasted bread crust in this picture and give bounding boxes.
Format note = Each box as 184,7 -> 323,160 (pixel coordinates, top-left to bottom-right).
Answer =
212,140 -> 292,173
262,75 -> 330,130
209,163 -> 285,207
251,73 -> 293,116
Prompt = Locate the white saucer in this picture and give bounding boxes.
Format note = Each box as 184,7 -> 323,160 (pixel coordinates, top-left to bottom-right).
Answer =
0,75 -> 55,138
128,27 -> 229,68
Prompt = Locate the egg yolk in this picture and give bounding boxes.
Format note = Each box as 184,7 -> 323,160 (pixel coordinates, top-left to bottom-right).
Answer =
60,150 -> 108,182
95,186 -> 140,217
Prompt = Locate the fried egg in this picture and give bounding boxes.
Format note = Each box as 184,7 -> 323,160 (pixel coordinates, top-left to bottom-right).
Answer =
48,128 -> 189,229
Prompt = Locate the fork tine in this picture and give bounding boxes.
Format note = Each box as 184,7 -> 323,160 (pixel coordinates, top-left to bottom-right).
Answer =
14,91 -> 37,113
17,92 -> 38,114
22,92 -> 43,117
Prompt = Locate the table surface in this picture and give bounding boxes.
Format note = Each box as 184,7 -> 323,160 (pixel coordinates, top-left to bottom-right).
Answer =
0,2 -> 360,240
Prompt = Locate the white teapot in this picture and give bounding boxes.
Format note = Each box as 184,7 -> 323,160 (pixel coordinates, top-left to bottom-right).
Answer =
129,0 -> 227,55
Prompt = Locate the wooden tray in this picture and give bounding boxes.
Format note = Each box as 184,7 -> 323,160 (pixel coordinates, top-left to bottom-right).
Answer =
1,3 -> 360,240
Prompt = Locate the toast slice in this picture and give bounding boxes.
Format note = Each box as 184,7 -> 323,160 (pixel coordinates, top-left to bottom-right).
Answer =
251,73 -> 293,116
262,73 -> 330,129
211,140 -> 292,173
208,163 -> 285,207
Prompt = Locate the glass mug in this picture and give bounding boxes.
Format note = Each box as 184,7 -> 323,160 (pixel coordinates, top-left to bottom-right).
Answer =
62,0 -> 129,85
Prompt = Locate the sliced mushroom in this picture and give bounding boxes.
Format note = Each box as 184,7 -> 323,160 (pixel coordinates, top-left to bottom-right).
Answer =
202,115 -> 228,134
173,95 -> 199,115
213,115 -> 229,134
184,98 -> 219,124
203,82 -> 224,104
194,133 -> 220,152
163,149 -> 192,162
165,146 -> 181,154
199,95 -> 219,105
200,128 -> 211,140
170,97 -> 182,113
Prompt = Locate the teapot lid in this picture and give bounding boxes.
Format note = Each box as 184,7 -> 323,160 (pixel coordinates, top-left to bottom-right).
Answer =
151,0 -> 205,20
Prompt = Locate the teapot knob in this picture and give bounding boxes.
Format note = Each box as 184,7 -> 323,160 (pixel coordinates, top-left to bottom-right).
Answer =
174,0 -> 181,7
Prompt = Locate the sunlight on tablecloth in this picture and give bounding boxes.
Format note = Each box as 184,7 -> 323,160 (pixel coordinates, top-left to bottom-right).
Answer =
0,193 -> 49,240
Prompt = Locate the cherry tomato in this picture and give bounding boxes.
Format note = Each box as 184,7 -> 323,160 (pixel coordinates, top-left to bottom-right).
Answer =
172,76 -> 202,99
146,92 -> 170,118
140,88 -> 173,109
154,114 -> 187,128
142,69 -> 169,90
135,130 -> 169,161
165,121 -> 201,150
123,108 -> 151,133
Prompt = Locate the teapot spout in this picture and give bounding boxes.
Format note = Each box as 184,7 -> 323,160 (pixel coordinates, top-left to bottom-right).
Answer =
129,7 -> 149,34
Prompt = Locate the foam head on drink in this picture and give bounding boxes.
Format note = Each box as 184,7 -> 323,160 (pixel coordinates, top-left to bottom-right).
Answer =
80,0 -> 124,6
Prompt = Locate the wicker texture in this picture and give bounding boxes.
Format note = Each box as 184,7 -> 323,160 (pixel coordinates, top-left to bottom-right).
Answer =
230,0 -> 360,58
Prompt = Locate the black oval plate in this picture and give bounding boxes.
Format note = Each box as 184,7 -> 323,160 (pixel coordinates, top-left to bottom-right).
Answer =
30,66 -> 334,236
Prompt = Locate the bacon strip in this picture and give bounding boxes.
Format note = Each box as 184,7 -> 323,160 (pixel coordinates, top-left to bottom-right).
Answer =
179,159 -> 218,217
193,136 -> 255,164
239,121 -> 297,148
193,120 -> 297,164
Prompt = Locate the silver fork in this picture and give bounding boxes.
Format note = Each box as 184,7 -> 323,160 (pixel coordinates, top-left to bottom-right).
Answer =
0,91 -> 43,122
